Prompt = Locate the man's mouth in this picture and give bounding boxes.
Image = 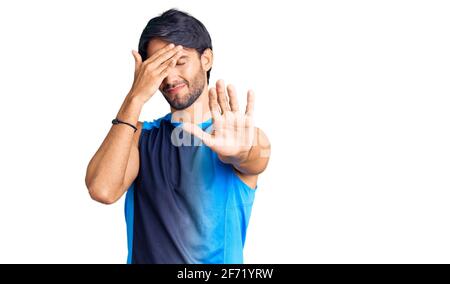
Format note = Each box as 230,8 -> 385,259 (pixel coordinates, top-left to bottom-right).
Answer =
166,83 -> 186,95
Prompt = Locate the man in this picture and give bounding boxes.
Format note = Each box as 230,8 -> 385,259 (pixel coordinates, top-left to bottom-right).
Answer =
85,9 -> 271,264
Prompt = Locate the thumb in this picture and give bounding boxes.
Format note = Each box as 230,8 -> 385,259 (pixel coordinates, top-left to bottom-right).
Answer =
131,50 -> 142,73
181,122 -> 214,147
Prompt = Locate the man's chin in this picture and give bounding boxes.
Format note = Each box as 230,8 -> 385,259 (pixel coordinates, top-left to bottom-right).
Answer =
166,98 -> 191,110
163,87 -> 203,110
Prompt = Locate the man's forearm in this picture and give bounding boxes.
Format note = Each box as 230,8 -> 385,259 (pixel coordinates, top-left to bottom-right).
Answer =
85,93 -> 143,201
116,93 -> 145,126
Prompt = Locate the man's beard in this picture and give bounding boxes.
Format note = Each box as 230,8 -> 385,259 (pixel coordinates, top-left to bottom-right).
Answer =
162,70 -> 205,110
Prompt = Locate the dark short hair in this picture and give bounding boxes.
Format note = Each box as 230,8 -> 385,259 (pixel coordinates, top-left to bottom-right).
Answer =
138,9 -> 213,83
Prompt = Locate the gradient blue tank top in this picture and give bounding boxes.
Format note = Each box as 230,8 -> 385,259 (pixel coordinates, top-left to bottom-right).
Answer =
124,113 -> 256,264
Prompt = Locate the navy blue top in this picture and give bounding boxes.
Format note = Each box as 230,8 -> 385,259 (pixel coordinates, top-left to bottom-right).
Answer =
124,113 -> 256,264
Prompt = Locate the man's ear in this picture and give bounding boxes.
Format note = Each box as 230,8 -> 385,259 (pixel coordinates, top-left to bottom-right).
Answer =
201,48 -> 213,72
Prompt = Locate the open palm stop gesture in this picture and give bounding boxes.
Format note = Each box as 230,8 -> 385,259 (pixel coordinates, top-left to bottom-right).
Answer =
182,80 -> 256,164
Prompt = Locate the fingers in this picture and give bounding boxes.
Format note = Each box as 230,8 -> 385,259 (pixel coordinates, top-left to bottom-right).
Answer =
245,90 -> 255,117
147,44 -> 183,68
181,123 -> 214,147
226,84 -> 239,112
160,59 -> 181,78
216,80 -> 231,112
155,51 -> 183,75
210,79 -> 254,117
157,62 -> 174,79
208,87 -> 222,122
132,50 -> 142,74
144,43 -> 176,63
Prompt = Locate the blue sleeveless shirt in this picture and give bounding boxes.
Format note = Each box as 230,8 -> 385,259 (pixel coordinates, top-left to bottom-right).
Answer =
124,113 -> 256,264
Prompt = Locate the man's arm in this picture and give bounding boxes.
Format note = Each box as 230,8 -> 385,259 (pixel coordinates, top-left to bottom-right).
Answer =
181,80 -> 271,189
223,127 -> 271,189
85,44 -> 184,204
227,127 -> 271,175
85,97 -> 143,204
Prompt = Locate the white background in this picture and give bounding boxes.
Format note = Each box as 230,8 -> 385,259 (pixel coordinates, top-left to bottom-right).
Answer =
0,0 -> 449,263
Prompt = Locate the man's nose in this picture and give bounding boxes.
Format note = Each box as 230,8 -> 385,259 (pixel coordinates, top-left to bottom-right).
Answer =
163,67 -> 180,82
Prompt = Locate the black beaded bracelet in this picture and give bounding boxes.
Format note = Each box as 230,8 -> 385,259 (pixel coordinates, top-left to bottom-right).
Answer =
112,118 -> 137,132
